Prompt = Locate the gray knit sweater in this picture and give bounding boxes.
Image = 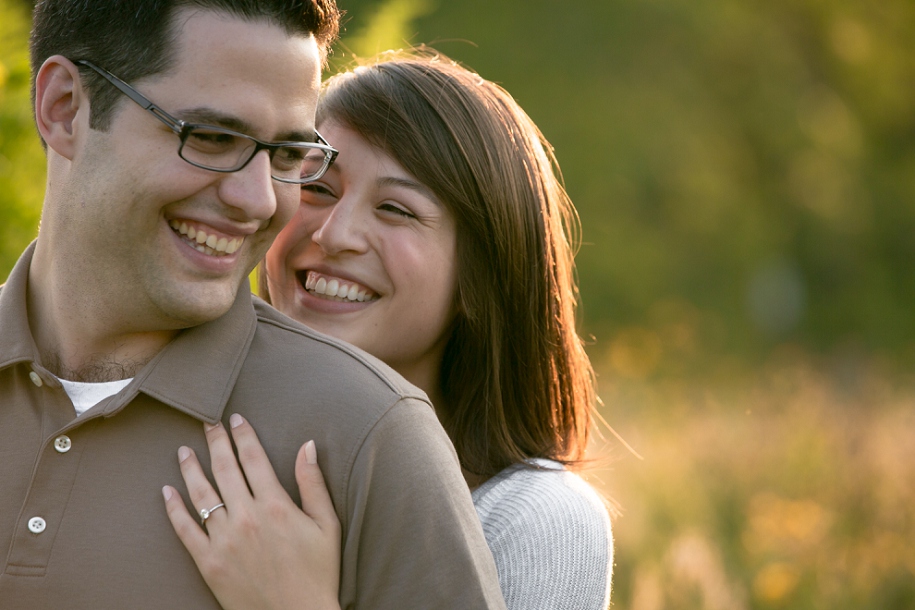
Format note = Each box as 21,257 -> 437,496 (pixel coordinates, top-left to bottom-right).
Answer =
471,459 -> 613,609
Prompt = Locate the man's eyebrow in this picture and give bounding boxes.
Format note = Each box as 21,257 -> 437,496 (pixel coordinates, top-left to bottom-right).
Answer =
177,107 -> 316,142
377,176 -> 440,205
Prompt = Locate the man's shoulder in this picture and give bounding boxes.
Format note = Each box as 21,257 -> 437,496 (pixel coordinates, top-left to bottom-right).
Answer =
243,296 -> 427,404
225,297 -> 440,482
229,298 -> 450,517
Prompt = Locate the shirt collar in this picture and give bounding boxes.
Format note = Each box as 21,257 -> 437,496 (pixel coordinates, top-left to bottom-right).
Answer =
135,279 -> 257,423
0,241 -> 258,423
0,241 -> 42,371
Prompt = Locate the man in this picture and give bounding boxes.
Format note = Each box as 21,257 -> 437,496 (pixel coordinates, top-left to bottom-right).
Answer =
0,1 -> 505,608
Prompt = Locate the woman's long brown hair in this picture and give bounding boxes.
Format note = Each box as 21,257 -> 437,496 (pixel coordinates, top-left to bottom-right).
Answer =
273,49 -> 597,478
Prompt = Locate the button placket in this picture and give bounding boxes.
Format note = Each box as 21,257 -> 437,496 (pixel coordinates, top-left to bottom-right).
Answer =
5,419 -> 88,576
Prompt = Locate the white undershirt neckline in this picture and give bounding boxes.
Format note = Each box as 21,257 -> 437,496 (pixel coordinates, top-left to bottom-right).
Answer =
58,377 -> 133,416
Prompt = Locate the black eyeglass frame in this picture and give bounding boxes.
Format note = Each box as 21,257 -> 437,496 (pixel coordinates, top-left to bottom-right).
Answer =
74,59 -> 338,184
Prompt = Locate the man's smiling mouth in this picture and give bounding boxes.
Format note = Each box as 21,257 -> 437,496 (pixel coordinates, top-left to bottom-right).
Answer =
169,220 -> 244,257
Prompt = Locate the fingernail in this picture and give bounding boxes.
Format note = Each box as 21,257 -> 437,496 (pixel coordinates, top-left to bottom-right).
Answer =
162,486 -> 173,501
304,440 -> 317,464
204,421 -> 220,432
229,413 -> 244,429
178,446 -> 191,462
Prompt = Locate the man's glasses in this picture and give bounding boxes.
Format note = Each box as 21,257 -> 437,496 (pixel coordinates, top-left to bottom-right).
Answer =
75,60 -> 338,184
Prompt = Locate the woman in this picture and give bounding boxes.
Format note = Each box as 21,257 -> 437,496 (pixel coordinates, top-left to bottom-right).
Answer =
163,49 -> 613,609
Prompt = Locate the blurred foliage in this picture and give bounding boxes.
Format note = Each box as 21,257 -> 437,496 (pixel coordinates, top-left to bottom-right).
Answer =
332,0 -> 434,62
332,0 -> 915,373
5,0 -> 915,369
3,1 -> 915,607
0,0 -> 43,276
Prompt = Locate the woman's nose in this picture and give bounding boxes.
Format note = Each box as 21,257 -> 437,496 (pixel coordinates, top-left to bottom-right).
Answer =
311,198 -> 368,256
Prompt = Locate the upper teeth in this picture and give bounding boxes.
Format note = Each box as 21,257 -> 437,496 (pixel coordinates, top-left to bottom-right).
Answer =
169,220 -> 243,255
305,271 -> 375,302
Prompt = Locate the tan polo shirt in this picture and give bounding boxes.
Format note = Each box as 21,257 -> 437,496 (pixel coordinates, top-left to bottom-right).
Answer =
0,243 -> 506,609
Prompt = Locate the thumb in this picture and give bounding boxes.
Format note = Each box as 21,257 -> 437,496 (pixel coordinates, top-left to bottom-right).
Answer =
296,440 -> 341,536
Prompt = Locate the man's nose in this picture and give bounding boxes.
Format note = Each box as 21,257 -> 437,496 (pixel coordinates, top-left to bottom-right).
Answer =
217,149 -> 278,223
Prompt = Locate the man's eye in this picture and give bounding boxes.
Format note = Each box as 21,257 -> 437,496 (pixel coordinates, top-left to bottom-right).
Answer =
187,129 -> 237,150
275,146 -> 306,168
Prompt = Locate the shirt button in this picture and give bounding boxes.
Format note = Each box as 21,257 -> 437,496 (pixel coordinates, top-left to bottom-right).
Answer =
54,435 -> 72,453
28,517 -> 47,534
29,371 -> 43,387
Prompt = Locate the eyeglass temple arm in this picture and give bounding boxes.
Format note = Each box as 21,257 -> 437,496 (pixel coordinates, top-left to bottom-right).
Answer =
314,131 -> 339,163
74,59 -> 185,133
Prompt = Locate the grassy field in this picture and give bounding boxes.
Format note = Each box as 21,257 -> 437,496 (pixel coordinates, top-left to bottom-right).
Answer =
587,347 -> 915,609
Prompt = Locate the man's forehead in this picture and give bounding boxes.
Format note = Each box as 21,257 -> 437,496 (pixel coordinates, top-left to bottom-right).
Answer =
165,10 -> 311,65
150,9 -> 321,141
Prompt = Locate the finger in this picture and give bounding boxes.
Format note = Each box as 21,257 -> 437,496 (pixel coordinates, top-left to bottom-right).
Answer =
177,445 -> 227,526
295,440 -> 340,535
162,484 -> 210,557
203,420 -> 252,503
226,413 -> 285,498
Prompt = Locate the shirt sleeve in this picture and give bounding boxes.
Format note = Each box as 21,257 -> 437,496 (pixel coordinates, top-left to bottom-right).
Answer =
480,470 -> 613,610
340,397 -> 506,610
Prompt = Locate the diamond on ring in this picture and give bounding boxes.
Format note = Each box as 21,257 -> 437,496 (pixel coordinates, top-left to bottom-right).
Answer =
199,502 -> 225,525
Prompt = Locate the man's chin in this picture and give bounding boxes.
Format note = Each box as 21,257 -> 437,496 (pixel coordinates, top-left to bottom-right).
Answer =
154,282 -> 243,329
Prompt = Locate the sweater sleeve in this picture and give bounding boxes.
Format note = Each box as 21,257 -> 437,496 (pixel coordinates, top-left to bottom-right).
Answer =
473,464 -> 613,610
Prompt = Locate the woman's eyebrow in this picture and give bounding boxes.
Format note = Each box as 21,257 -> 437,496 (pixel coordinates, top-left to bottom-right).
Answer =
377,176 -> 440,205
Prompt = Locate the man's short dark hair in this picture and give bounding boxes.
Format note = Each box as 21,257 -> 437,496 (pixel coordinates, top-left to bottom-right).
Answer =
30,0 -> 341,130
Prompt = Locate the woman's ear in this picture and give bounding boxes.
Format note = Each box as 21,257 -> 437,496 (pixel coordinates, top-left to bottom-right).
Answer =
34,55 -> 89,160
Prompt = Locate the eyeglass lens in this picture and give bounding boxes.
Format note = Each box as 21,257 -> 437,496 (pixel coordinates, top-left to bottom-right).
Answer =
180,126 -> 331,182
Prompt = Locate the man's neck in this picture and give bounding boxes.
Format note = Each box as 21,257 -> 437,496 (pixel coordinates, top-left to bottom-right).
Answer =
42,352 -> 149,383
27,250 -> 177,382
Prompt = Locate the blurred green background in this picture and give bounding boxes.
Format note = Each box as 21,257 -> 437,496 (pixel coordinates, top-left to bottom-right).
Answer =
3,0 -> 914,607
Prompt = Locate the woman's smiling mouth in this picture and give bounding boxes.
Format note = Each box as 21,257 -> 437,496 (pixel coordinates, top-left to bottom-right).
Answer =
299,270 -> 378,303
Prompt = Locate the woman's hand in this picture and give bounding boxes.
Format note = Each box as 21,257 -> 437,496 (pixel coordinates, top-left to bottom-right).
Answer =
162,413 -> 341,610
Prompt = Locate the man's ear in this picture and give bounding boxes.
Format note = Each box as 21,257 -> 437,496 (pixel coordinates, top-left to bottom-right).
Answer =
34,55 -> 90,160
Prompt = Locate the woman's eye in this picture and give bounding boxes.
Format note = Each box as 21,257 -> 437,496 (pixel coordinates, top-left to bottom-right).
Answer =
379,203 -> 415,219
301,183 -> 335,198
